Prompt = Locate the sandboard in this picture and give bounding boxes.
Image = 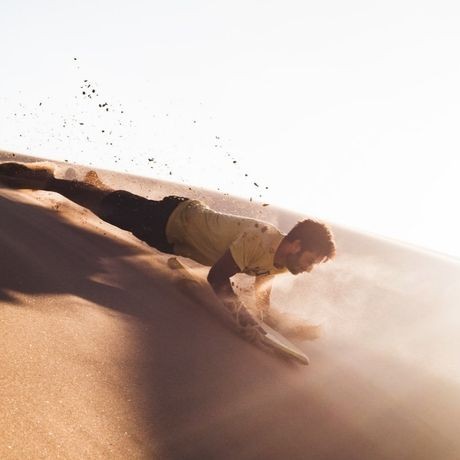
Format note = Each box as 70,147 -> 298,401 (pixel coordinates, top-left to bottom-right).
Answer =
167,257 -> 310,365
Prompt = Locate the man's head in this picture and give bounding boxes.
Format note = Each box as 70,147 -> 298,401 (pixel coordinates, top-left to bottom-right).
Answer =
279,219 -> 336,275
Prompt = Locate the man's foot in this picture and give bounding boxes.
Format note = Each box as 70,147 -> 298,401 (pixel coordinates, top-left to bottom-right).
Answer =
84,170 -> 111,190
64,167 -> 77,180
0,162 -> 55,190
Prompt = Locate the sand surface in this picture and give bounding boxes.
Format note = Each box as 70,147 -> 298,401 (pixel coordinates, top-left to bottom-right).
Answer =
1,151 -> 460,459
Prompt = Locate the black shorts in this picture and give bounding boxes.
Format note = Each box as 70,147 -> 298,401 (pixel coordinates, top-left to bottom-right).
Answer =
97,191 -> 188,253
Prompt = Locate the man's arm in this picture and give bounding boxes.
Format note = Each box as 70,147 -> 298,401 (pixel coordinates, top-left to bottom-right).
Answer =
207,249 -> 240,301
207,249 -> 261,334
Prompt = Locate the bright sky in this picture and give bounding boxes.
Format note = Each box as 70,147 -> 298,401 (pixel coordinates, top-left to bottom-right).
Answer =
1,1 -> 459,257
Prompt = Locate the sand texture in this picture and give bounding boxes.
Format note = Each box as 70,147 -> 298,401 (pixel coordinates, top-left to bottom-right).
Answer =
1,150 -> 460,459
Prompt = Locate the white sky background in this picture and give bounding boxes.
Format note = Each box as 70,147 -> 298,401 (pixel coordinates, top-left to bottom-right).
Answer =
1,1 -> 459,257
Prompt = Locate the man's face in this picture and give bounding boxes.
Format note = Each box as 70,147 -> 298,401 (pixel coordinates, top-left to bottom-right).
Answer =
286,249 -> 324,275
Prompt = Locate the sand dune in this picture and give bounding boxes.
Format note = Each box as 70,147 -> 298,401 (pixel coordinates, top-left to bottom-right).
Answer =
1,150 -> 460,459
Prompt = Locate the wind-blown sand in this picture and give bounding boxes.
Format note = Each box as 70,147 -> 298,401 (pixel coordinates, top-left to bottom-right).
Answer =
1,150 -> 460,459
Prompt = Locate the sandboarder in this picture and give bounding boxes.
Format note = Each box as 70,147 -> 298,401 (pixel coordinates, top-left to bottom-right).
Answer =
0,162 -> 336,337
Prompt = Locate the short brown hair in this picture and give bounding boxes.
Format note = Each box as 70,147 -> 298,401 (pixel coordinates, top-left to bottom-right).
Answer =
285,219 -> 336,261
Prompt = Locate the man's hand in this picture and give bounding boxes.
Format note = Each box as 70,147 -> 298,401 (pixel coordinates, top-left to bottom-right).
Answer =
207,250 -> 265,342
222,298 -> 265,342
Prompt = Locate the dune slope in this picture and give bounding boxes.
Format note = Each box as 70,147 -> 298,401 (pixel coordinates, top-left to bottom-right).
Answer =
1,151 -> 460,459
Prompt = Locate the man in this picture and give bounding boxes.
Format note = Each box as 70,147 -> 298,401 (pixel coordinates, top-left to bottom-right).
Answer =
0,162 -> 336,336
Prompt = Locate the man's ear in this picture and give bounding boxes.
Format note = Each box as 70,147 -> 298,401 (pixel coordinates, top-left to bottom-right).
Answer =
288,239 -> 302,254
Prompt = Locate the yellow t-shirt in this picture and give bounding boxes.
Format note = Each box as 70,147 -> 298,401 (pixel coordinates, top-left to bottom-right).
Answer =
166,200 -> 287,276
